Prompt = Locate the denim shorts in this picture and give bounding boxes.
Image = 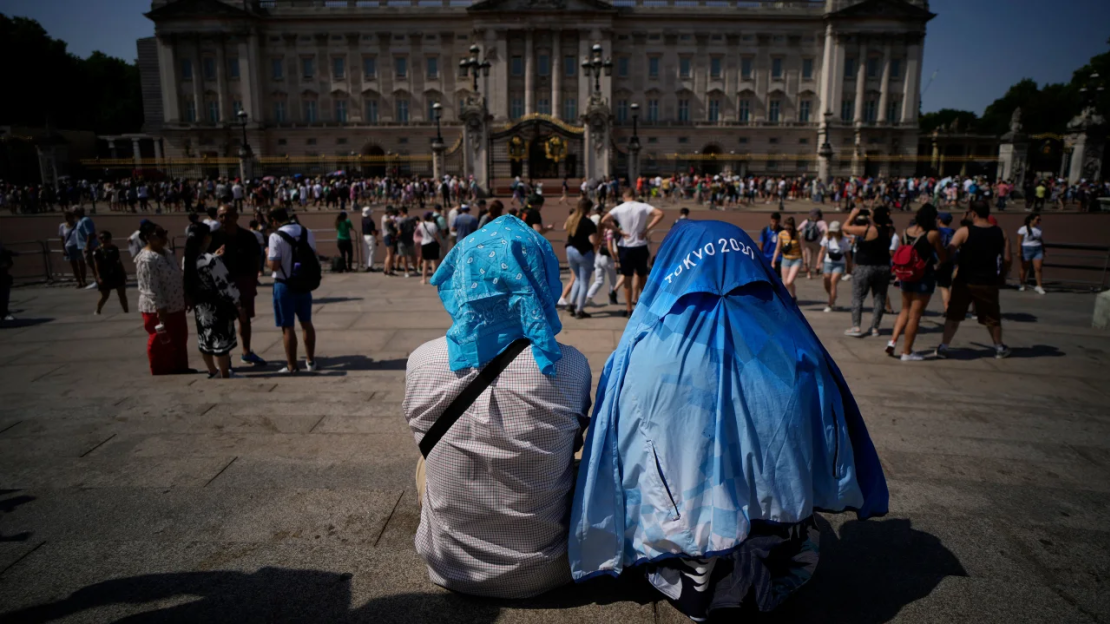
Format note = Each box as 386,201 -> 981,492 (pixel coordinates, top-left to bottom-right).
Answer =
781,257 -> 804,269
823,261 -> 846,275
273,281 -> 313,328
1022,246 -> 1044,262
900,275 -> 937,295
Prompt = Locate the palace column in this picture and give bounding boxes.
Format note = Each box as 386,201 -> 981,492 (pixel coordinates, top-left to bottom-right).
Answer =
551,30 -> 561,116
901,35 -> 922,124
853,38 -> 865,124
524,29 -> 535,115
877,39 -> 892,124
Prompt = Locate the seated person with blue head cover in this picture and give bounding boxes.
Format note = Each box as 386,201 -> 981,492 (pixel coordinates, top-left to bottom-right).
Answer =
403,215 -> 592,598
570,219 -> 888,621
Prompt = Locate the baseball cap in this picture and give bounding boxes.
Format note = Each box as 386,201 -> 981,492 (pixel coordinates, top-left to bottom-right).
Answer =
828,220 -> 842,233
938,212 -> 953,225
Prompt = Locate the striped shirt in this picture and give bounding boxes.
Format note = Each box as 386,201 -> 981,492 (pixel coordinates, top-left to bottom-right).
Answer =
403,337 -> 592,598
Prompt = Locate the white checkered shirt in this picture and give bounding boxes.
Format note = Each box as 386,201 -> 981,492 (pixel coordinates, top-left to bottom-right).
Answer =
403,337 -> 592,598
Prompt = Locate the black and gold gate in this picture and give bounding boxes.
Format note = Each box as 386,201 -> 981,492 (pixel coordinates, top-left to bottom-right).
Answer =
488,115 -> 585,194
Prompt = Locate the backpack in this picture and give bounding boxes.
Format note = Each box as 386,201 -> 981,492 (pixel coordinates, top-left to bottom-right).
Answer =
892,235 -> 928,283
802,221 -> 820,242
275,227 -> 321,292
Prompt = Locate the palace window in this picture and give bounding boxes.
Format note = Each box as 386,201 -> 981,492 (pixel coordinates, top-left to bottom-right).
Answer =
184,97 -> 196,122
335,100 -> 348,123
538,98 -> 551,115
616,99 -> 628,123
302,57 -> 315,80
427,99 -> 437,121
181,59 -> 193,80
802,58 -> 814,80
427,57 -> 438,79
771,58 -> 783,80
203,57 -> 216,81
679,58 -> 692,79
845,57 -> 857,78
799,99 -> 811,123
228,56 -> 240,79
274,101 -> 286,123
618,57 -> 629,78
564,55 -> 576,77
647,99 -> 659,122
365,100 -> 378,123
538,54 -> 550,77
271,58 -> 283,80
364,57 -> 376,79
511,56 -> 523,76
887,97 -> 901,123
511,97 -> 524,119
867,57 -> 880,79
768,100 -> 781,123
304,100 -> 317,123
207,101 -> 219,123
396,98 -> 409,123
563,97 -> 577,121
741,57 -> 753,80
864,99 -> 878,123
333,57 -> 346,80
708,99 -> 720,123
648,56 -> 660,79
841,98 -> 854,122
710,57 -> 722,79
678,99 -> 690,123
395,57 -> 408,79
891,58 -> 902,79
738,99 -> 750,122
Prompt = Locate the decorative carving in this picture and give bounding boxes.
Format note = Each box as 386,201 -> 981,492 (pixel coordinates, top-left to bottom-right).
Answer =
545,136 -> 567,162
508,136 -> 528,161
1009,108 -> 1023,135
1067,106 -> 1107,132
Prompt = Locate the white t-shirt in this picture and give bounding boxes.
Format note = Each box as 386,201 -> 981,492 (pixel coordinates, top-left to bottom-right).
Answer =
889,232 -> 900,252
202,218 -> 221,232
268,223 -> 318,279
821,236 -> 846,262
1018,225 -> 1043,247
232,184 -> 244,199
419,221 -> 440,245
608,201 -> 656,248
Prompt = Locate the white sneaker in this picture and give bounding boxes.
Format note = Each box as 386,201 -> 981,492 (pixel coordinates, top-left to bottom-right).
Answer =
277,366 -> 298,374
85,282 -> 98,290
304,360 -> 317,372
900,352 -> 924,362
2,314 -> 14,322
842,274 -> 852,281
823,306 -> 832,313
557,297 -> 568,308
1035,286 -> 1046,295
1018,285 -> 1026,292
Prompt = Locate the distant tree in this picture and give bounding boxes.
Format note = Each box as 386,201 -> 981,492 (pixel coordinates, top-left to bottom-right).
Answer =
0,13 -> 142,134
920,108 -> 980,133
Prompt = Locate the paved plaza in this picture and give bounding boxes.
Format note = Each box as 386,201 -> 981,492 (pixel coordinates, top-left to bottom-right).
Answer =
0,266 -> 1108,623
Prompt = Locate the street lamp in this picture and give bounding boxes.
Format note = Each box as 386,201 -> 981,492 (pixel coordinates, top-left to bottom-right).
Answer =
459,44 -> 492,93
433,102 -> 443,143
581,43 -> 613,94
629,102 -> 640,147
236,110 -> 251,159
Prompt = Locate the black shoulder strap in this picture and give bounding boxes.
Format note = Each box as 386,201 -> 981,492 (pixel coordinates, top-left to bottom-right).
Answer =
419,339 -> 530,459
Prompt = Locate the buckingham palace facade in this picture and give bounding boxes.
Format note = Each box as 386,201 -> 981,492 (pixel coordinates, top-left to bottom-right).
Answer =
142,0 -> 934,181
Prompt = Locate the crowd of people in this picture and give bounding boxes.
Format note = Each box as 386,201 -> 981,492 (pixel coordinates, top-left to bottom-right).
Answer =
4,170 -> 1109,217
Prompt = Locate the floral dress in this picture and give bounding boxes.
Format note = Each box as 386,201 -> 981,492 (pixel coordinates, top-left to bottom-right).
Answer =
190,253 -> 241,355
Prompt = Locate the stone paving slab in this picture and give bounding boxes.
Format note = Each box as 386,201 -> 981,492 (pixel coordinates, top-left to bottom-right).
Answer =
0,269 -> 1108,623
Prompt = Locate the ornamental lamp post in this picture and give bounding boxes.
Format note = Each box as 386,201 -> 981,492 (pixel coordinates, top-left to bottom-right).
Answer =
431,102 -> 445,181
459,44 -> 492,94
433,102 -> 443,143
630,102 -> 640,146
236,110 -> 252,181
581,43 -> 613,95
818,110 -> 834,182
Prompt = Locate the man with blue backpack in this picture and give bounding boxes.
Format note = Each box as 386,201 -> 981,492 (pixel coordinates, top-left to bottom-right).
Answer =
267,208 -> 320,374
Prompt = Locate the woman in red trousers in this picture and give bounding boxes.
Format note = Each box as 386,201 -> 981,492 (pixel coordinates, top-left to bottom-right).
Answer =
134,221 -> 193,375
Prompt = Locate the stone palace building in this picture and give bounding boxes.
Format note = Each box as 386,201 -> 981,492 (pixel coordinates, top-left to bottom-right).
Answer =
140,0 -> 935,185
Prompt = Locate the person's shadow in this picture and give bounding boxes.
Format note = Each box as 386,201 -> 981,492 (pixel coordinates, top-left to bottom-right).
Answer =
0,518 -> 961,624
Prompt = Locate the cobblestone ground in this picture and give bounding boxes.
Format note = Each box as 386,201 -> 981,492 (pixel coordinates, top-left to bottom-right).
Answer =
0,268 -> 1108,623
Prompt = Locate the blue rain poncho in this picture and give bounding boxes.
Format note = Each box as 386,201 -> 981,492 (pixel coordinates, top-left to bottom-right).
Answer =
569,220 -> 888,580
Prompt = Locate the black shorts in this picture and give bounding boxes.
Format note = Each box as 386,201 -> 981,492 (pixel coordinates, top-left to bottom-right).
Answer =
618,246 -> 650,277
421,242 -> 440,261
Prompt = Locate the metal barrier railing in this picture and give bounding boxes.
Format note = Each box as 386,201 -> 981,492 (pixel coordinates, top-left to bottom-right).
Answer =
6,240 -> 53,285
1040,242 -> 1110,289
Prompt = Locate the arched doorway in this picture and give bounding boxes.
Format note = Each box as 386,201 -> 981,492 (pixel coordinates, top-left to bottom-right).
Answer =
361,144 -> 386,177
701,144 -> 723,175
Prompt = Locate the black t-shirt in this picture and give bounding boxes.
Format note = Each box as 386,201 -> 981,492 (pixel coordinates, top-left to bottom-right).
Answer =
399,217 -> 418,245
93,246 -> 124,282
522,208 -> 543,229
209,226 -> 260,280
361,216 -> 377,236
566,217 -> 597,255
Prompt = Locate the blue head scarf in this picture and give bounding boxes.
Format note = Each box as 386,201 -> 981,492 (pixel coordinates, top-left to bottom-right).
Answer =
431,215 -> 564,375
569,219 -> 888,580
